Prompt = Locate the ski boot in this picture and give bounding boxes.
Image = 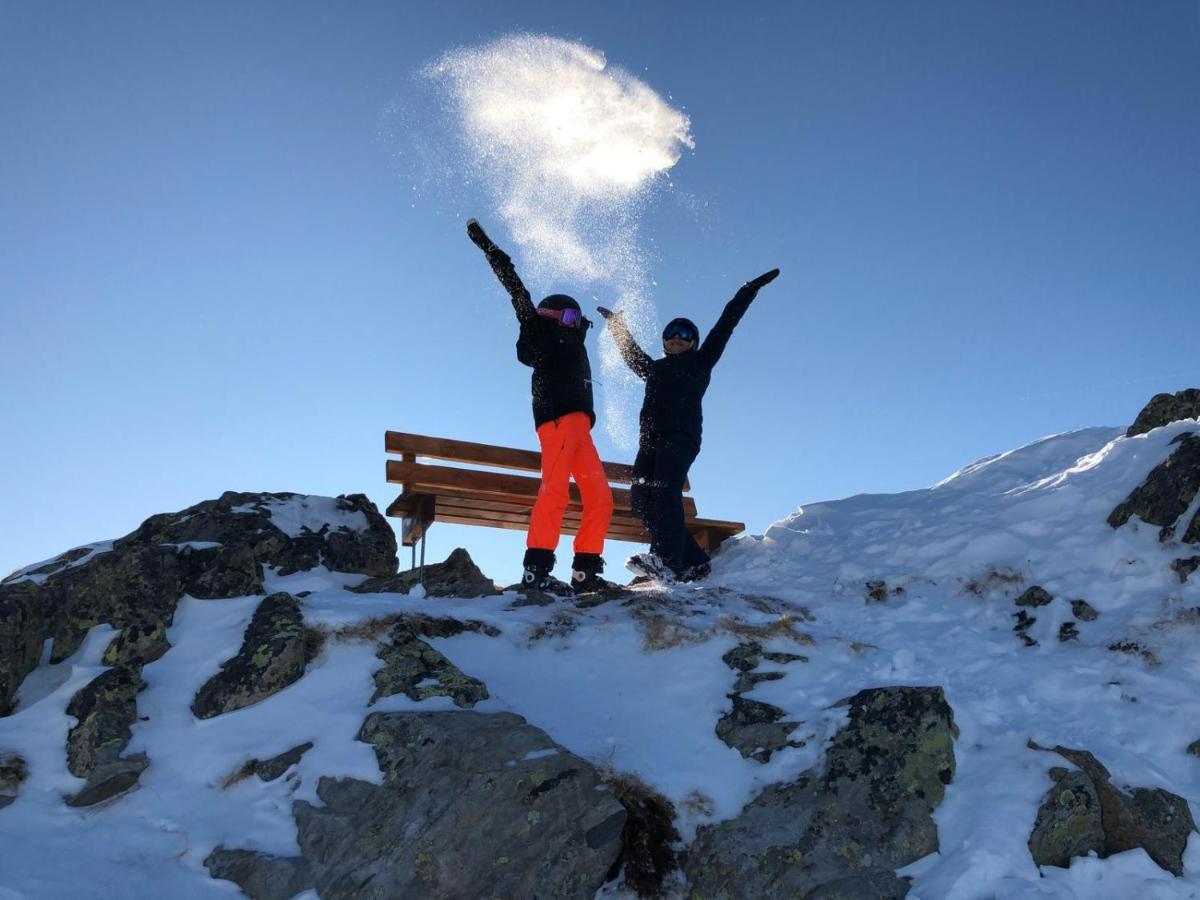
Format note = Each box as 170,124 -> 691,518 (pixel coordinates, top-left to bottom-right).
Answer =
522,548 -> 555,592
570,553 -> 612,594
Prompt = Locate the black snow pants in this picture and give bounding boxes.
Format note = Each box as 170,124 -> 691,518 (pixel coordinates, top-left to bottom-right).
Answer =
631,432 -> 710,576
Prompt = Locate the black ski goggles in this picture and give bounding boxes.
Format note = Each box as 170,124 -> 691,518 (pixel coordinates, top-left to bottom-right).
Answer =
663,322 -> 697,342
537,307 -> 590,329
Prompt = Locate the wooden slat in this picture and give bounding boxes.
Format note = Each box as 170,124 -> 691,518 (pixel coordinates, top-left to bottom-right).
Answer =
387,461 -> 698,517
386,430 -> 690,491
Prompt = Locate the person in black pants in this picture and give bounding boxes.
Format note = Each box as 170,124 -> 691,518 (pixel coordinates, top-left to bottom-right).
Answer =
598,268 -> 780,581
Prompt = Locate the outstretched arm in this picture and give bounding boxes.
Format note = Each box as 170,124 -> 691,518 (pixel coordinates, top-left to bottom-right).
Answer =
467,219 -> 536,323
597,307 -> 653,380
699,268 -> 780,368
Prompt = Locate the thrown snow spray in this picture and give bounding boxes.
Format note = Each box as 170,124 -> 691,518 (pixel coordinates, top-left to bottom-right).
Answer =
423,34 -> 694,448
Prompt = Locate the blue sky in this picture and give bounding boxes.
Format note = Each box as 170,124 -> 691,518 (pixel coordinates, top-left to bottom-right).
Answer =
2,1 -> 1197,584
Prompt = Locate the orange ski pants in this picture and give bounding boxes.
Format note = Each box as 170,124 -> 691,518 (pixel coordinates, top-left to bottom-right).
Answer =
528,412 -> 614,555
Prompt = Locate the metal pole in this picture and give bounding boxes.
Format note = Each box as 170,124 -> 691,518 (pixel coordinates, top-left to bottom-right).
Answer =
419,534 -> 427,585
411,542 -> 416,571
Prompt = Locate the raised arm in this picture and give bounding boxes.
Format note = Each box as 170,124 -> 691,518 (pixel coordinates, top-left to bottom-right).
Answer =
467,219 -> 536,323
597,307 -> 653,380
699,268 -> 780,368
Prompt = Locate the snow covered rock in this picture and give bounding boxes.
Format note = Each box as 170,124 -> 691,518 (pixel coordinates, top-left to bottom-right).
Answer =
1028,743 -> 1197,875
191,592 -> 308,719
686,686 -> 957,898
351,546 -> 498,598
287,711 -> 626,899
1128,389 -> 1200,437
1173,556 -> 1200,583
368,619 -> 490,707
0,491 -> 396,715
64,664 -> 149,807
1107,432 -> 1200,542
715,693 -> 803,764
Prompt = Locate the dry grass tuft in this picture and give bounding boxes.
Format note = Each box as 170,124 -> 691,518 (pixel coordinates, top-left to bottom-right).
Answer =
716,614 -> 815,645
963,567 -> 1025,597
219,759 -> 259,790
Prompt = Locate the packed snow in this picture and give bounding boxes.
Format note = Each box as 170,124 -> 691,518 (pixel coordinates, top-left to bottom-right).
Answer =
1,420 -> 1199,897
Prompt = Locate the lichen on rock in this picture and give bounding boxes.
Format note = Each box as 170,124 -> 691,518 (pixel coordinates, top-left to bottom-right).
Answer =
64,664 -> 149,807
687,685 -> 957,898
369,620 -> 489,708
191,592 -> 308,719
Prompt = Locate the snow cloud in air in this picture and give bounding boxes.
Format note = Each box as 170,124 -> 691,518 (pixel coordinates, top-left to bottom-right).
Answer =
426,34 -> 693,283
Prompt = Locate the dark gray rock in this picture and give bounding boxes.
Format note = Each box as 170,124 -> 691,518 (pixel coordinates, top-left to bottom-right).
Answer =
1128,390 -> 1200,437
1058,622 -> 1080,642
1071,599 -> 1099,621
204,847 -> 314,900
351,547 -> 497,598
0,752 -> 27,810
1029,743 -> 1197,875
1013,610 -> 1038,647
1108,433 -> 1200,541
102,620 -> 170,668
1028,769 -> 1105,868
64,665 -> 149,806
369,621 -> 489,708
1174,558 -> 1200,583
716,695 -> 803,763
1015,586 -> 1054,608
687,686 -> 957,899
0,582 -> 46,715
1188,739 -> 1200,758
254,742 -> 314,782
191,593 -> 307,719
293,711 -> 625,899
722,641 -> 763,672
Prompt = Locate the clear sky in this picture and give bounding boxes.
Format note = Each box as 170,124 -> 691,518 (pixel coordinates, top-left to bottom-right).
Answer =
2,1 -> 1198,585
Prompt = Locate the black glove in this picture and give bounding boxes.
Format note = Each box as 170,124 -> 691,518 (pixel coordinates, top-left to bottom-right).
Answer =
735,268 -> 781,302
748,268 -> 780,290
466,218 -> 502,257
596,306 -> 615,320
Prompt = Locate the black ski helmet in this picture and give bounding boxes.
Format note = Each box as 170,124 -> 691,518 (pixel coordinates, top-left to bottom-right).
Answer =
538,293 -> 581,312
663,317 -> 701,345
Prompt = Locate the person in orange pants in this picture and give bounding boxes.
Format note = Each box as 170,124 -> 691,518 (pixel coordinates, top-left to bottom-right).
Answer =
467,219 -> 614,592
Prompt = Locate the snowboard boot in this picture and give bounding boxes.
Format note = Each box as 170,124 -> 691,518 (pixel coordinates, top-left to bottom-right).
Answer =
570,553 -> 611,594
625,552 -> 676,584
522,548 -> 555,592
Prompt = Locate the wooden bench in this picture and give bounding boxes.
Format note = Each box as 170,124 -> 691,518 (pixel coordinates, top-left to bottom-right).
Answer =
385,431 -> 745,561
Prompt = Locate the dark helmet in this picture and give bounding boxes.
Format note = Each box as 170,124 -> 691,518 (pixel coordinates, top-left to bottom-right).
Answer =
663,317 -> 701,344
538,293 -> 581,312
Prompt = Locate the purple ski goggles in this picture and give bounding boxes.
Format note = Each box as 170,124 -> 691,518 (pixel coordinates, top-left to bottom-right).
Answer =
537,306 -> 587,328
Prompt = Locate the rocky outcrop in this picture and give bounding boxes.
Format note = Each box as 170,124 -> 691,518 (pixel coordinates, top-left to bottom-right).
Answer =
0,752 -> 27,811
288,711 -> 626,899
369,620 -> 489,708
716,695 -> 803,764
204,848 -> 314,900
253,742 -> 314,782
351,547 -> 498,598
1108,433 -> 1200,542
191,593 -> 307,719
716,641 -> 807,762
687,686 -> 957,898
1128,390 -> 1200,437
65,665 -> 149,807
0,492 -> 397,715
1028,743 -> 1196,875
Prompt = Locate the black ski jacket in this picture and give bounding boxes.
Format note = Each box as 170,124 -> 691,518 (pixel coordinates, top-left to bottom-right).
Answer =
479,246 -> 596,429
611,286 -> 756,448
